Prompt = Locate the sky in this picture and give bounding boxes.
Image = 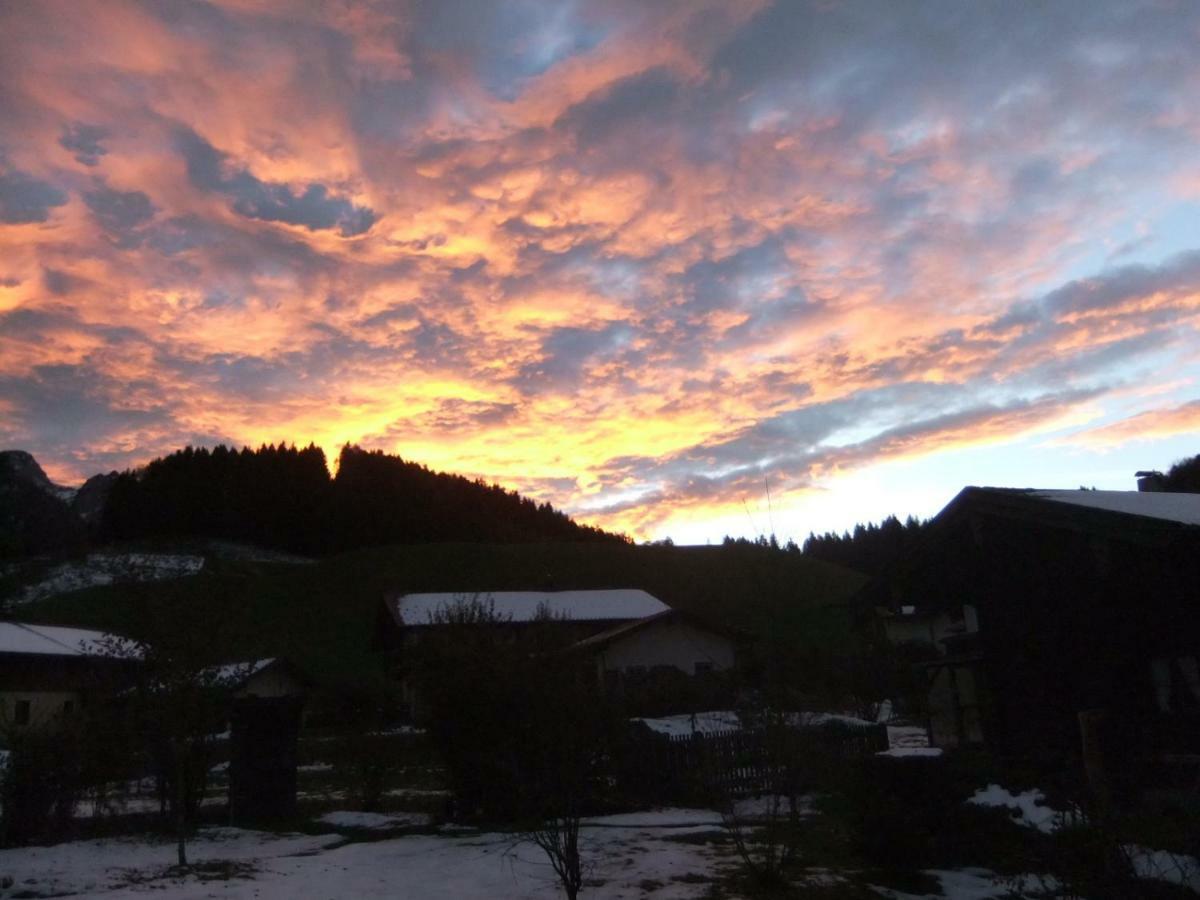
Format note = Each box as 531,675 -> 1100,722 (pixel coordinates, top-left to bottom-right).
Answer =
2,0 -> 1199,544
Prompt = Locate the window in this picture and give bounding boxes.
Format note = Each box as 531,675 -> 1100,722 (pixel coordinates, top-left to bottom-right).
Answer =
14,699 -> 31,726
1152,656 -> 1200,713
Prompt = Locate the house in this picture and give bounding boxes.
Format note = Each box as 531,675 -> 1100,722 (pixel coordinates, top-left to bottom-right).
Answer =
865,485 -> 1200,776
0,622 -> 136,735
567,608 -> 738,689
378,589 -> 738,712
210,657 -> 307,700
379,588 -> 673,656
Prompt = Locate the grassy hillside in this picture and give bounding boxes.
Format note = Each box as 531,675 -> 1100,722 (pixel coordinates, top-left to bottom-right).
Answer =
27,541 -> 868,690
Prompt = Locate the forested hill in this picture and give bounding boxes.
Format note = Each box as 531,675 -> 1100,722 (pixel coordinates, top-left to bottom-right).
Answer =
92,443 -> 623,555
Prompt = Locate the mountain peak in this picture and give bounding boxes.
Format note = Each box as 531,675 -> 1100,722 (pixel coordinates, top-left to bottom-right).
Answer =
0,450 -> 77,503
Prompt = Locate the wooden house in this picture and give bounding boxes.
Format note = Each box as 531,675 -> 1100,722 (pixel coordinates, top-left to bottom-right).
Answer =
866,486 -> 1200,776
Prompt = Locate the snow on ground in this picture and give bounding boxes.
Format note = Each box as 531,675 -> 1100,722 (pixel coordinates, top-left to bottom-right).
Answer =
633,711 -> 740,736
870,868 -> 1059,899
315,810 -> 431,831
788,711 -> 875,728
634,709 -> 878,738
1126,845 -> 1200,894
0,828 -> 341,897
877,747 -> 943,758
583,807 -> 723,828
887,725 -> 931,749
0,814 -> 731,899
14,554 -> 205,604
966,785 -> 1075,834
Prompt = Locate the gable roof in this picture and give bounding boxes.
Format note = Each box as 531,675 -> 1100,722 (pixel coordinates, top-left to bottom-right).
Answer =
0,622 -> 121,657
387,589 -> 670,626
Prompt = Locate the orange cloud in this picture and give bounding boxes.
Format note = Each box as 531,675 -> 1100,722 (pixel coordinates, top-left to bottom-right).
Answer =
1059,400 -> 1200,449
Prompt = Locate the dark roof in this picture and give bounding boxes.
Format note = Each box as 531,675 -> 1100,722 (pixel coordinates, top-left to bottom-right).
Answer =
855,485 -> 1200,617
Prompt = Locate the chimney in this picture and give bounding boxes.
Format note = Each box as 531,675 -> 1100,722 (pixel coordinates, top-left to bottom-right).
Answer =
1135,470 -> 1165,492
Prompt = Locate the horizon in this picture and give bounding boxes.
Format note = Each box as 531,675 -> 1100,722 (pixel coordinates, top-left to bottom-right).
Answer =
3,1 -> 1199,543
9,439 -> 1192,546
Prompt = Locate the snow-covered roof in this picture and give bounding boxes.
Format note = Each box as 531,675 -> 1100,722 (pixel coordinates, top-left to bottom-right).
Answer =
392,589 -> 670,625
0,622 -> 120,657
207,658 -> 276,684
1031,490 -> 1200,526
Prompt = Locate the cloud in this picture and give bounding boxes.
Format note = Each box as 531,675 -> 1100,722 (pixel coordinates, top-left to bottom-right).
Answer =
1059,399 -> 1200,449
0,168 -> 67,224
84,184 -> 157,246
1,0 -> 1200,535
59,123 -> 109,166
175,128 -> 377,237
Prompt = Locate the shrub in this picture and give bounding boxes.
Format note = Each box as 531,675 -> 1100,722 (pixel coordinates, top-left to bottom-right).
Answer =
0,724 -> 83,846
837,750 -> 1037,872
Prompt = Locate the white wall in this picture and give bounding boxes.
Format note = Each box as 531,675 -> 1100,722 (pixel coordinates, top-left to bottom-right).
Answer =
0,690 -> 79,732
596,619 -> 735,675
236,665 -> 303,699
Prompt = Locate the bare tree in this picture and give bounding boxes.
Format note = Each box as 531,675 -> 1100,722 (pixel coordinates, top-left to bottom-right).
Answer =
522,808 -> 585,900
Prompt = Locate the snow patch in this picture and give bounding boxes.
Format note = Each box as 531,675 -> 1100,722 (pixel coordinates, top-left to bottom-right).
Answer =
634,709 -> 877,738
1126,845 -> 1200,893
634,710 -> 740,736
14,553 -> 205,604
316,810 -> 431,830
966,785 -> 1076,833
888,725 -> 931,749
877,747 -> 943,758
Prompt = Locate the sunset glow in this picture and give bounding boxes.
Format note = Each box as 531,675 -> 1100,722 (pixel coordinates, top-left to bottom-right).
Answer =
3,1 -> 1200,541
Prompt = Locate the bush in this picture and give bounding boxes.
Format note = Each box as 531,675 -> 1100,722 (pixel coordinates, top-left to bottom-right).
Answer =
837,751 -> 1036,872
411,599 -> 623,823
0,725 -> 84,846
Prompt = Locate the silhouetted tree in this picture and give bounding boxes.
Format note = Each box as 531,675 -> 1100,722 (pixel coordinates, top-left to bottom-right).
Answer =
1162,452 -> 1200,493
801,514 -> 929,575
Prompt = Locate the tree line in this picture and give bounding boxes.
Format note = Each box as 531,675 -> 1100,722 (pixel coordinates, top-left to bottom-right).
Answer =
801,515 -> 930,576
101,443 -> 624,555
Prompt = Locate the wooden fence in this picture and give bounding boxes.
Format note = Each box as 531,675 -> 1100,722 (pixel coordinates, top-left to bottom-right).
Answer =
624,721 -> 889,803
